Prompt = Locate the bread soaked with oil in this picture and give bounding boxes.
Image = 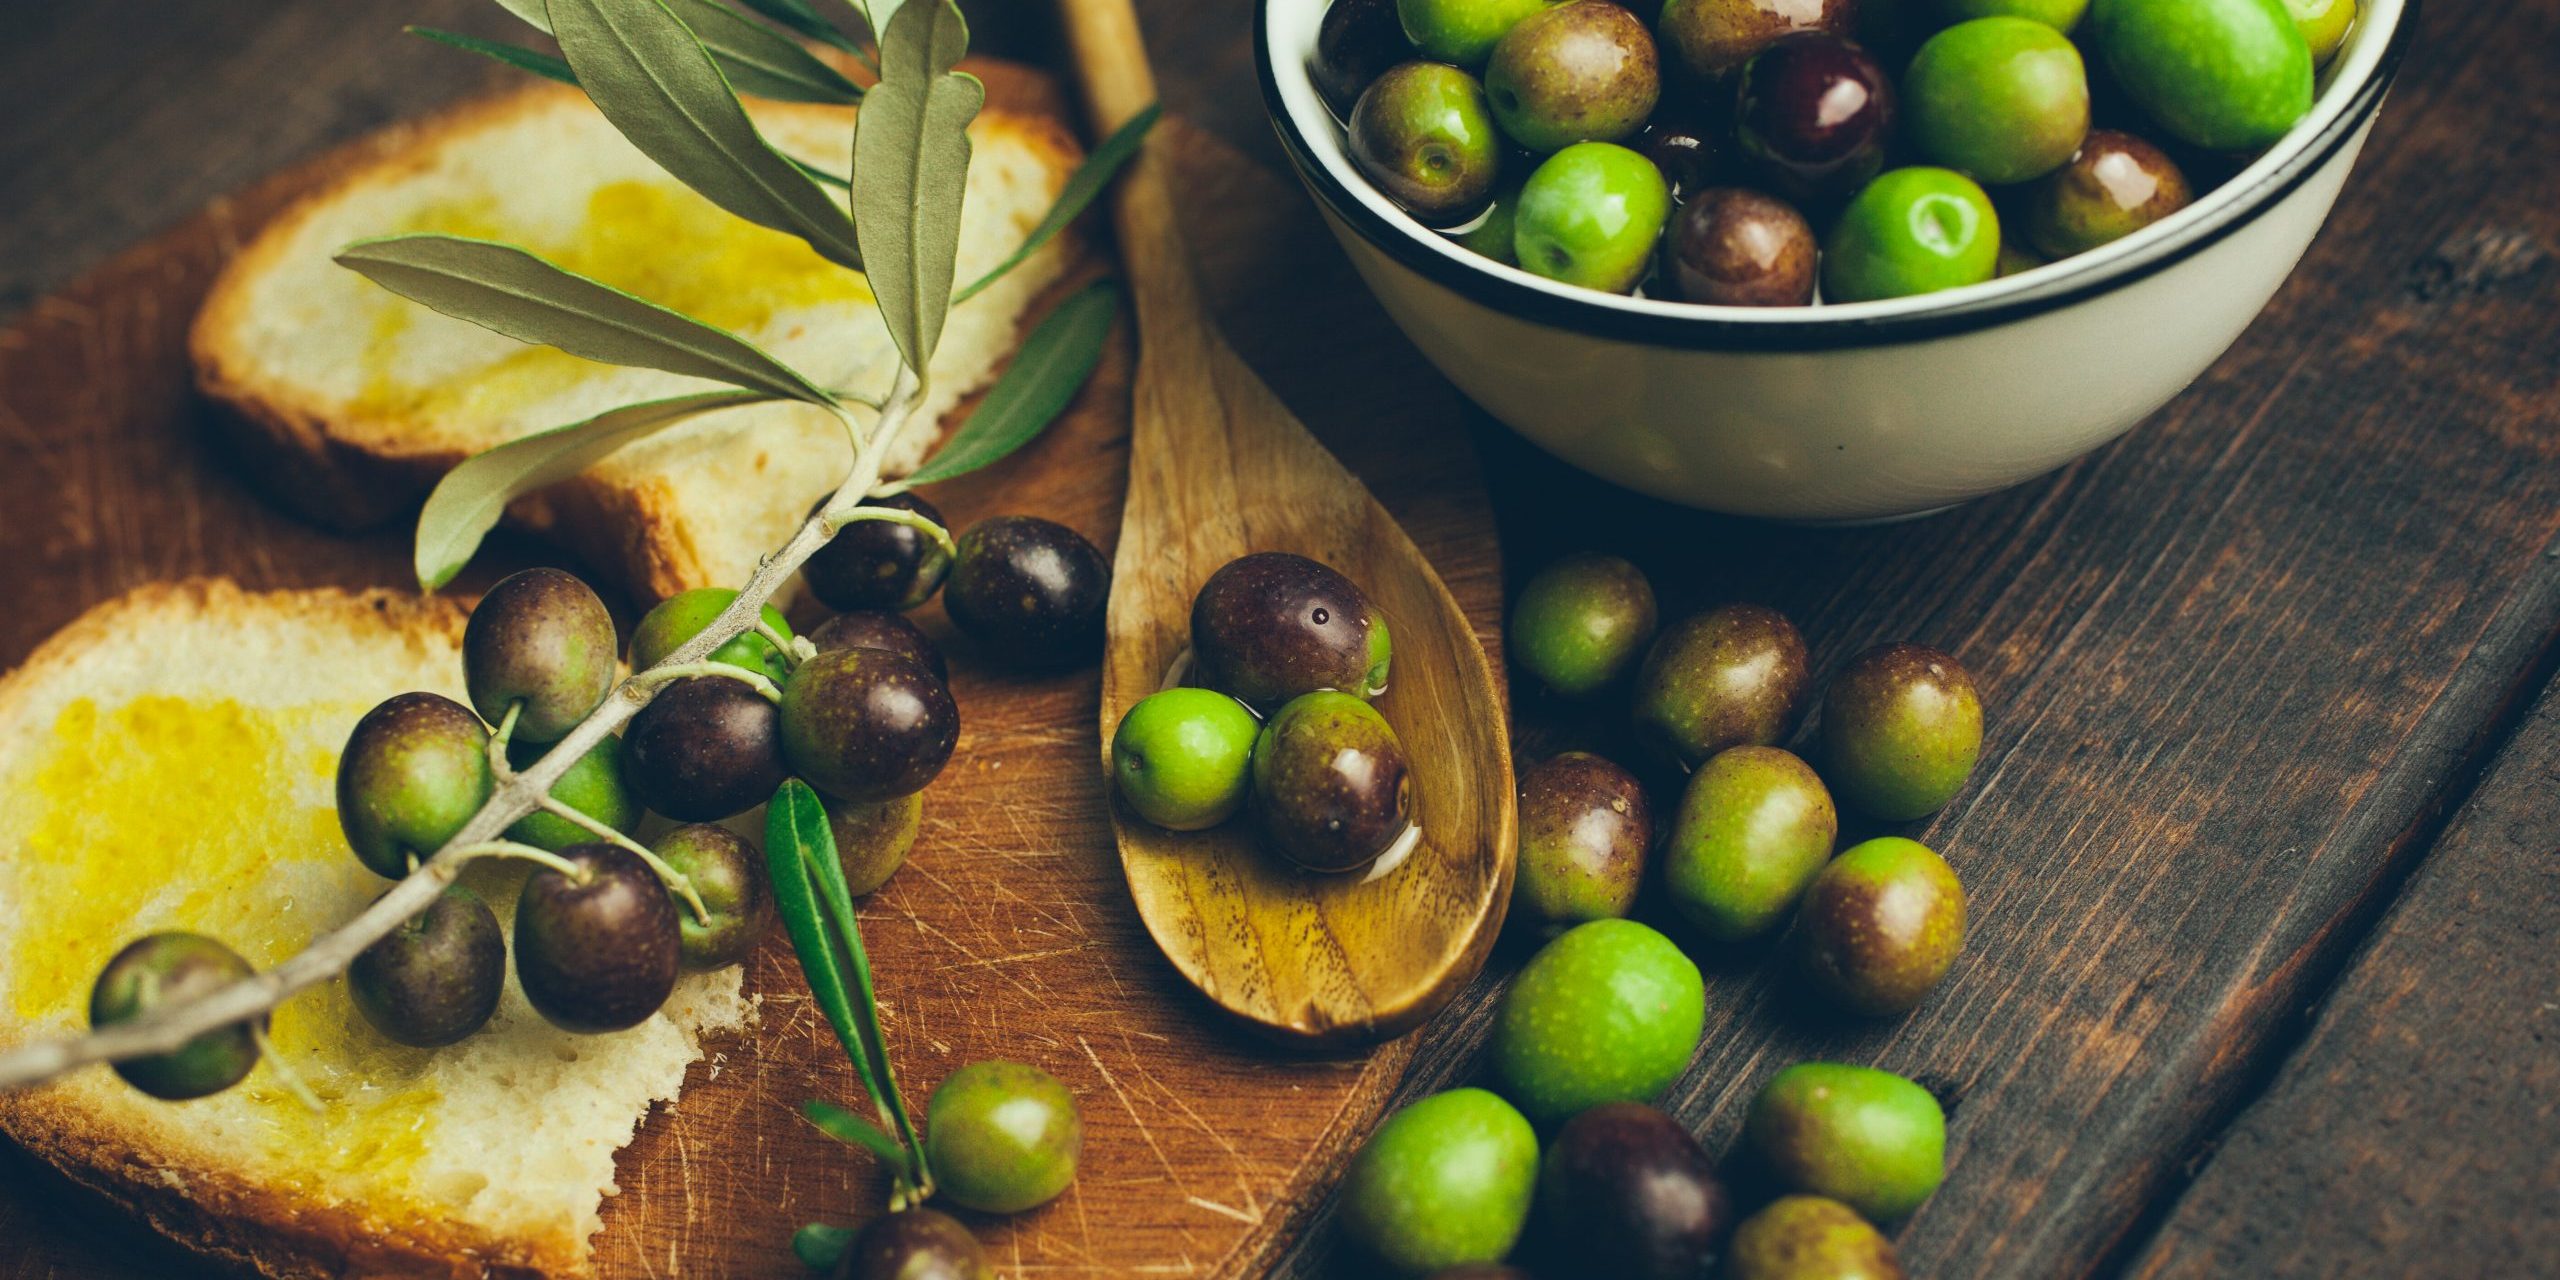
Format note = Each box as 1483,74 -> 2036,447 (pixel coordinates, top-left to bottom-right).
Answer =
0,580 -> 752,1278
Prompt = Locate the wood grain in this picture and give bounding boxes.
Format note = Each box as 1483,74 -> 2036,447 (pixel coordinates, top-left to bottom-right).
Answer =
1064,0 -> 1516,1048
0,66 -> 1505,1280
2124,677 -> 2560,1278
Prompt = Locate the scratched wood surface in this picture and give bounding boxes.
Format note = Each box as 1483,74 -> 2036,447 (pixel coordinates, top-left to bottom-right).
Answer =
0,56 -> 1504,1280
5,1 -> 2560,1278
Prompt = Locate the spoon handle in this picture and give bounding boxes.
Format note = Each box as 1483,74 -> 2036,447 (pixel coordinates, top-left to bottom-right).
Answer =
1058,0 -> 1211,344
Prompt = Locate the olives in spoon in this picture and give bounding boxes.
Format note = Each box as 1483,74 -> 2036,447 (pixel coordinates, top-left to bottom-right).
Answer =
1192,551 -> 1385,707
1252,691 -> 1413,873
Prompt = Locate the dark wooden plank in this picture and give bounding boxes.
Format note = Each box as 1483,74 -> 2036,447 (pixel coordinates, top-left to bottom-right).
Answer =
2124,674 -> 2560,1278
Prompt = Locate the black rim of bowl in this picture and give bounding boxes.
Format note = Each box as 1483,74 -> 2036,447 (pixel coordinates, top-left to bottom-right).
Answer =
1254,0 -> 2420,352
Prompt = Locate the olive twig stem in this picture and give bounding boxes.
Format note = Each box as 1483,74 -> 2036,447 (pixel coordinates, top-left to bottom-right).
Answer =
754,621 -> 800,671
0,370 -> 937,1093
531,797 -> 713,924
449,840 -> 588,880
819,506 -> 957,565
247,1025 -> 324,1115
629,660 -> 785,704
486,701 -> 523,782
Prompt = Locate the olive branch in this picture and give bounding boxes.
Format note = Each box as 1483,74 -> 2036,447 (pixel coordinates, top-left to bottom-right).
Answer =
0,0 -> 1151,1212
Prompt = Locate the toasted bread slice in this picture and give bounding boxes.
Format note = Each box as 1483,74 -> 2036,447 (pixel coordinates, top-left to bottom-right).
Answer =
0,580 -> 752,1279
193,80 -> 1083,601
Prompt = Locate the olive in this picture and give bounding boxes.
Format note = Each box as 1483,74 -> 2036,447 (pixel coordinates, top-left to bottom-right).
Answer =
1341,1088 -> 1540,1274
2287,0 -> 2354,66
653,823 -> 774,970
1936,0 -> 2087,28
1367,604 -> 1397,694
1191,552 -> 1384,707
501,735 -> 641,852
809,609 -> 949,685
1485,1 -> 1662,152
1512,752 -> 1653,930
804,492 -> 952,614
943,515 -> 1110,666
2021,128 -> 2192,257
348,885 -> 505,1047
828,791 -> 925,896
1822,167 -> 2001,302
622,675 -> 789,821
1633,104 -> 1723,201
1532,1102 -> 1732,1279
1351,62 -> 1507,225
513,843 -> 683,1034
1111,688 -> 1263,831
925,1060 -> 1084,1213
1316,0 -> 1417,117
779,647 -> 960,803
1454,174 -> 1527,265
1509,553 -> 1658,697
1903,17 -> 2089,184
1733,33 -> 1896,204
1490,919 -> 1705,1125
1425,1268 -> 1538,1280
1662,745 -> 1837,942
1251,691 -> 1413,873
1745,1062 -> 1945,1221
337,691 -> 495,879
1514,141 -> 1673,293
89,932 -> 262,1100
1663,186 -> 1820,306
1632,604 -> 1810,768
629,587 -> 794,681
462,567 -> 618,742
1818,642 -> 1983,820
2089,0 -> 2314,152
833,1208 -> 991,1280
1397,0 -> 1564,65
1793,836 -> 1965,1015
1659,0 -> 1858,81
1996,239 -> 2048,275
1725,1195 -> 1905,1280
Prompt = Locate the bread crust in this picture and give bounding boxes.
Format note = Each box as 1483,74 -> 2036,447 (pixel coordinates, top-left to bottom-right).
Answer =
0,581 -> 582,1278
190,73 -> 1087,600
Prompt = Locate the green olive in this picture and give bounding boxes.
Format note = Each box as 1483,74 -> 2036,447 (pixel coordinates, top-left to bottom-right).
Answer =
348,886 -> 505,1047
1818,642 -> 1984,820
1903,17 -> 2090,184
89,932 -> 263,1100
629,587 -> 794,681
1490,919 -> 1705,1125
1512,752 -> 1653,930
1745,1062 -> 1946,1221
501,734 -> 641,852
1484,0 -> 1662,152
1509,553 -> 1658,697
462,567 -> 618,743
1662,746 -> 1837,943
1935,0 -> 2088,29
1397,0 -> 1563,65
1514,142 -> 1672,293
653,823 -> 774,971
1631,604 -> 1809,768
1454,175 -> 1526,266
1725,1195 -> 1906,1280
828,791 -> 926,896
1111,688 -> 1262,831
337,692 -> 495,879
2089,0 -> 2315,151
1341,1088 -> 1540,1274
925,1060 -> 1083,1213
1793,837 -> 1966,1016
1822,167 -> 2001,303
2286,0 -> 2355,66
1351,61 -> 1507,224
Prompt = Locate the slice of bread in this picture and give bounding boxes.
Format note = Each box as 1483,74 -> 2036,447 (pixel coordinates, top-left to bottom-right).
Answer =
0,580 -> 752,1279
193,78 -> 1083,602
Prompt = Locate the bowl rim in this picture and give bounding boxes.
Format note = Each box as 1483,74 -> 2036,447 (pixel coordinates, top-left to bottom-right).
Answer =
1255,0 -> 2420,351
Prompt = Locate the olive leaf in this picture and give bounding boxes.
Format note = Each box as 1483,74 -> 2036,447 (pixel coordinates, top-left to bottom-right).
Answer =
735,0 -> 866,54
902,280 -> 1116,486
336,234 -> 837,405
413,390 -> 769,589
851,0 -> 980,387
954,105 -> 1160,304
408,27 -> 579,86
548,0 -> 863,269
802,1099 -> 906,1166
792,1223 -> 855,1271
667,0 -> 863,103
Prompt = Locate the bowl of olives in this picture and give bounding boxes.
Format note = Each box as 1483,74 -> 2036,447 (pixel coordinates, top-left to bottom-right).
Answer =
1258,0 -> 2414,521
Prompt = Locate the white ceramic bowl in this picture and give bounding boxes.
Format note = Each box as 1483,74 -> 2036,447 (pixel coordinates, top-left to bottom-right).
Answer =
1257,0 -> 2417,520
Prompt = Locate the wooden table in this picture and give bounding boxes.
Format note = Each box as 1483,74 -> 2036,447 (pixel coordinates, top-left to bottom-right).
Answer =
2,2 -> 2553,1277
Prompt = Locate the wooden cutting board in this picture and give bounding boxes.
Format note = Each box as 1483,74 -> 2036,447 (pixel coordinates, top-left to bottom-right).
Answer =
0,61 -> 1504,1278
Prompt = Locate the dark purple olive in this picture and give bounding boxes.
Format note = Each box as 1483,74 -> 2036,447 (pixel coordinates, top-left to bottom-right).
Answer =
1733,32 -> 1895,204
89,932 -> 263,1100
1312,0 -> 1413,118
804,492 -> 951,613
653,824 -> 774,971
348,885 -> 505,1047
779,646 -> 959,803
944,516 -> 1110,666
1662,186 -> 1819,306
1251,691 -> 1412,872
623,676 -> 789,821
1633,104 -> 1723,201
833,1207 -> 991,1280
809,610 -> 948,684
1513,752 -> 1653,929
513,843 -> 682,1034
1191,551 -> 1383,708
1533,1102 -> 1733,1279
1659,0 -> 1859,81
2022,128 -> 2192,259
462,567 -> 618,742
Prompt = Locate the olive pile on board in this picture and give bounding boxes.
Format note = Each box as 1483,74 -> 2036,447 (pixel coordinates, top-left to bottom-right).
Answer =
1109,551 -> 1420,876
1318,0 -> 2349,303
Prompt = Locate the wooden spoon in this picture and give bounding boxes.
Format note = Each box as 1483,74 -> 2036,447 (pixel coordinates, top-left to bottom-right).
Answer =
1060,0 -> 1516,1048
